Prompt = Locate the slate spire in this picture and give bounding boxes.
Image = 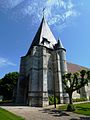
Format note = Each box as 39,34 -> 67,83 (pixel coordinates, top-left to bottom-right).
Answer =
27,17 -> 57,55
58,38 -> 64,49
54,38 -> 65,50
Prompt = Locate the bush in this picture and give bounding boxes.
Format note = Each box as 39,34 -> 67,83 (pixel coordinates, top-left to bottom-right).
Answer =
73,98 -> 87,102
0,100 -> 12,103
67,104 -> 75,111
89,96 -> 90,100
49,96 -> 59,105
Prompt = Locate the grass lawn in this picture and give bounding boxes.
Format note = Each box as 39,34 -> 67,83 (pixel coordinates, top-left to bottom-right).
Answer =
0,108 -> 25,120
59,102 -> 90,116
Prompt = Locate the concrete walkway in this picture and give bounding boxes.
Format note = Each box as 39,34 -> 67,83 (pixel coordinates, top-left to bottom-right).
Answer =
1,106 -> 90,120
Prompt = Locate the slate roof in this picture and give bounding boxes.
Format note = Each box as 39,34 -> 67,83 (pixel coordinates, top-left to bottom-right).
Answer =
67,62 -> 89,73
27,17 -> 57,55
58,38 -> 64,49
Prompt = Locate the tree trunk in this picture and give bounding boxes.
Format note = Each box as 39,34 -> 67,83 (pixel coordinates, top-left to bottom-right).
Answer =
69,92 -> 73,104
67,92 -> 75,111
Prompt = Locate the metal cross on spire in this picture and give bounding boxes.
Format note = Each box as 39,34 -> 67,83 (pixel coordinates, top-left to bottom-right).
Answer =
42,7 -> 46,18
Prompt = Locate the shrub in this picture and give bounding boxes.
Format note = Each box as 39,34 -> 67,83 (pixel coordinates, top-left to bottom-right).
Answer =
0,100 -> 12,103
67,104 -> 75,111
73,98 -> 87,102
89,96 -> 90,100
49,96 -> 59,105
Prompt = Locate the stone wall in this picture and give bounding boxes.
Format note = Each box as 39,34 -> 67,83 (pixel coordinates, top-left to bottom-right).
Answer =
16,45 -> 68,106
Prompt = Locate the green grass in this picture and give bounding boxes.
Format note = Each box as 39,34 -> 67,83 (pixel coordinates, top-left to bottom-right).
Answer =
58,104 -> 67,110
75,103 -> 90,116
58,102 -> 90,116
0,108 -> 25,120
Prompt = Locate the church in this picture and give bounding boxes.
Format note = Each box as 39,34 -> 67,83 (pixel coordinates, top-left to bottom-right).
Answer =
16,17 -> 90,107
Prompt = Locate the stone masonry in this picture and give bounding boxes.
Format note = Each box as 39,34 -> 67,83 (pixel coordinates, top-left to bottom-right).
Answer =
16,17 -> 68,107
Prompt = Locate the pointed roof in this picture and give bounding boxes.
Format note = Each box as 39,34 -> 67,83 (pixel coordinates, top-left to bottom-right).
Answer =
54,38 -> 66,51
27,17 -> 57,55
57,38 -> 64,49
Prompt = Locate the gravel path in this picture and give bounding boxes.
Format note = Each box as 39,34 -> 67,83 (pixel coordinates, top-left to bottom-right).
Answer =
1,106 -> 90,120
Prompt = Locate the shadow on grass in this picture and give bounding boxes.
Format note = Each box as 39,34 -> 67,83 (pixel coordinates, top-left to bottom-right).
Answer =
39,108 -> 69,117
76,106 -> 90,111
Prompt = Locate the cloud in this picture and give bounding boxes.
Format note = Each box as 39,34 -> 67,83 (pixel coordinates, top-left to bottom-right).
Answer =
0,0 -> 81,27
67,0 -> 74,9
43,0 -> 80,26
21,0 -> 80,26
0,57 -> 16,67
64,10 -> 79,18
0,0 -> 24,9
46,0 -> 66,9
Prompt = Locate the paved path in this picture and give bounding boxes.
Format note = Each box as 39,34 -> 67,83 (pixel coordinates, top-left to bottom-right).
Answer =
1,106 -> 90,120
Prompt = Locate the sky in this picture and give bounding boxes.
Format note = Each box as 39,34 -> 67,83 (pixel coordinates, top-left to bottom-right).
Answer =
0,0 -> 90,78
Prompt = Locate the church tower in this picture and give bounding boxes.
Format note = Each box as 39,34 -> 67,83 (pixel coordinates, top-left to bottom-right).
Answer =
16,17 -> 68,106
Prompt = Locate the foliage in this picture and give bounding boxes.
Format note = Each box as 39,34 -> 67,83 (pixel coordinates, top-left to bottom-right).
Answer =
62,70 -> 90,111
0,100 -> 13,104
0,108 -> 24,120
73,98 -> 87,102
0,72 -> 19,100
67,104 -> 75,111
49,96 -> 59,105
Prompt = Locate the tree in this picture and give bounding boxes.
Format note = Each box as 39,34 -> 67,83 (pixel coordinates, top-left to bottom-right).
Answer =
0,72 -> 19,101
62,70 -> 90,111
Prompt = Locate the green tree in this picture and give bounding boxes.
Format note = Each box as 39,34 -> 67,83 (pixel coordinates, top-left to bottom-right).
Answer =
0,72 -> 19,100
62,70 -> 90,111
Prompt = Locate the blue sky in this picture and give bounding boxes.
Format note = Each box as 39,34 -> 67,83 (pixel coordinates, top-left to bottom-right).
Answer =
0,0 -> 90,78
